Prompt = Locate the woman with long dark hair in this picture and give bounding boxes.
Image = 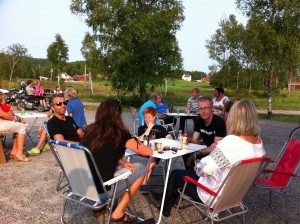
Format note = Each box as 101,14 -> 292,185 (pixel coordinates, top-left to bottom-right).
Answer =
81,99 -> 153,223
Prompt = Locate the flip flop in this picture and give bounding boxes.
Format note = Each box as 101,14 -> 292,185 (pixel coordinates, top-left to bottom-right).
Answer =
14,155 -> 32,162
111,213 -> 134,223
10,154 -> 16,159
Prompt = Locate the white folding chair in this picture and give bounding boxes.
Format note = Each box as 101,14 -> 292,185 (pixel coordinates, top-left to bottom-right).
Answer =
173,157 -> 269,223
50,139 -> 138,224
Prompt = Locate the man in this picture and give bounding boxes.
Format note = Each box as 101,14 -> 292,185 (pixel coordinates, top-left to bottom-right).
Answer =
138,93 -> 160,126
179,87 -> 201,132
184,97 -> 226,170
47,94 -> 82,144
213,86 -> 229,118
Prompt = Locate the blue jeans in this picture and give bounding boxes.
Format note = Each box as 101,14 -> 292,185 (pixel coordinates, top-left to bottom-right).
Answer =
163,169 -> 202,214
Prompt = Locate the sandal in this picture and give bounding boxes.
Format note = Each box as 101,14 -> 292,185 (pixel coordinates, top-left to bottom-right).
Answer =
10,154 -> 15,159
14,155 -> 32,162
111,213 -> 134,223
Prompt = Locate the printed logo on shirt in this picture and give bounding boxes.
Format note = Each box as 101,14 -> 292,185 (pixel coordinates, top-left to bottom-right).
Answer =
200,129 -> 216,136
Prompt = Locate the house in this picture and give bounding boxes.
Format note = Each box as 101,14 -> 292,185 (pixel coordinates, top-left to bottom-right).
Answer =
182,74 -> 192,81
201,76 -> 210,83
39,76 -> 49,81
59,73 -> 72,81
288,82 -> 300,90
73,74 -> 90,81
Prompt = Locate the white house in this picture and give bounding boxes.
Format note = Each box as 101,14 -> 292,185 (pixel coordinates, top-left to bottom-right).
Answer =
59,73 -> 72,81
182,74 -> 192,81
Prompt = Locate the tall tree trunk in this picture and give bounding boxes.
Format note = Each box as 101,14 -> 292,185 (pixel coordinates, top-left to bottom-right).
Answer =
267,66 -> 273,118
248,74 -> 252,97
164,79 -> 168,96
139,84 -> 147,102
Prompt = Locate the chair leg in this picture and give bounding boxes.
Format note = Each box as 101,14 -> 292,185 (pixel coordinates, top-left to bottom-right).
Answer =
60,199 -> 67,224
56,170 -> 67,191
172,182 -> 188,223
125,179 -> 138,223
108,182 -> 119,223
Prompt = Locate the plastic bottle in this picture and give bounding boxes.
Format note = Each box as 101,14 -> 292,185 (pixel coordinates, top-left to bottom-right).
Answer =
178,130 -> 183,149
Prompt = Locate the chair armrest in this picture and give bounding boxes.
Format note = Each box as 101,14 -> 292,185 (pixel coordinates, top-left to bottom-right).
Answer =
183,176 -> 218,196
263,169 -> 298,177
103,170 -> 132,186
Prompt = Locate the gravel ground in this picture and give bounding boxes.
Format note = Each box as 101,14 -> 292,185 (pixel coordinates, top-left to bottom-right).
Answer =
0,109 -> 299,224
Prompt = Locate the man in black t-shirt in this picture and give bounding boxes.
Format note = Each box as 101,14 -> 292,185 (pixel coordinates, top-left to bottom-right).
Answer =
183,97 -> 226,170
47,94 -> 82,143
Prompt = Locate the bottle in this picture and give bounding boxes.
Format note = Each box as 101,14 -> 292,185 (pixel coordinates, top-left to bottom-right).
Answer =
177,130 -> 183,149
21,108 -> 25,115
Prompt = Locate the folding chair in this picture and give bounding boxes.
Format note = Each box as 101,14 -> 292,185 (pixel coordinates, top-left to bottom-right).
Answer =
173,157 -> 269,224
255,126 -> 300,223
130,106 -> 139,135
50,139 -> 138,224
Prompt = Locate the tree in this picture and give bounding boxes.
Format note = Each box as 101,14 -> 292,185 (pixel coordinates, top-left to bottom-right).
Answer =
1,43 -> 28,88
237,0 -> 300,117
71,0 -> 184,100
47,34 -> 69,81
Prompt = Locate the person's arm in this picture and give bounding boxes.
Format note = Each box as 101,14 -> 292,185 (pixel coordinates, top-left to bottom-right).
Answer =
118,159 -> 137,173
0,107 -> 15,120
199,136 -> 223,156
125,138 -> 153,156
53,134 -> 79,144
77,128 -> 84,138
138,123 -> 154,139
68,113 -> 73,117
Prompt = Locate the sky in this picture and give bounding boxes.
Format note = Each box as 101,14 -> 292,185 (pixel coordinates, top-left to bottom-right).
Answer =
0,0 -> 247,74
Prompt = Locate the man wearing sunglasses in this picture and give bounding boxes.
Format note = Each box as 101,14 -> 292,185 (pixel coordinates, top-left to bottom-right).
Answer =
47,94 -> 82,144
183,97 -> 226,170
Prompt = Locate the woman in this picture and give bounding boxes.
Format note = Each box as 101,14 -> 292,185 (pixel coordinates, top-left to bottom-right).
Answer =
155,93 -> 175,125
26,80 -> 47,108
155,99 -> 265,217
138,107 -> 173,194
64,87 -> 87,128
0,105 -> 30,162
81,99 -> 153,223
53,85 -> 63,94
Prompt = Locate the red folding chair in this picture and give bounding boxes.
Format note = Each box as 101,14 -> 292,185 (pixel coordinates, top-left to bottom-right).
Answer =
255,126 -> 300,223
172,157 -> 269,224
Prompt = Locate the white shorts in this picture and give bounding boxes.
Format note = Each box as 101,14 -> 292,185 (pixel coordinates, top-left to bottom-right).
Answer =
0,119 -> 27,134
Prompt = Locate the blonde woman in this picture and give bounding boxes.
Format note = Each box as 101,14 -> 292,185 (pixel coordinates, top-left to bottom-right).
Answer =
64,87 -> 87,128
152,99 -> 265,217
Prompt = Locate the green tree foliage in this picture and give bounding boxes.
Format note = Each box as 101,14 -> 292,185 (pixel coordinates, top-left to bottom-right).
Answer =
70,0 -> 184,99
1,43 -> 28,88
207,0 -> 300,117
47,34 -> 69,80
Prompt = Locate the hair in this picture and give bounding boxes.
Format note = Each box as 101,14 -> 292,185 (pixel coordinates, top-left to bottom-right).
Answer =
56,85 -> 60,89
227,99 -> 259,136
81,99 -> 129,151
149,93 -> 157,101
192,87 -> 200,93
64,87 -> 77,99
156,93 -> 164,101
224,101 -> 234,113
143,107 -> 157,116
27,80 -> 33,85
215,86 -> 224,94
199,96 -> 213,106
50,93 -> 64,105
37,81 -> 42,85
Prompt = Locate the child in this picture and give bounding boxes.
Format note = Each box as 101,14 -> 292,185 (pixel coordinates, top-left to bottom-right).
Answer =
0,92 -> 24,123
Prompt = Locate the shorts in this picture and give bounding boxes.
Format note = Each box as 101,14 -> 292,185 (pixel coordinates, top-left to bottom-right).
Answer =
99,162 -> 146,201
0,119 -> 27,134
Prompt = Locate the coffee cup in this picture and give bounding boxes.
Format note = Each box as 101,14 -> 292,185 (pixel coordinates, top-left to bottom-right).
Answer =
155,142 -> 163,153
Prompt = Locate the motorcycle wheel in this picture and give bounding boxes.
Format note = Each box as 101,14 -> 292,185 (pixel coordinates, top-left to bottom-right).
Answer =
37,105 -> 45,112
16,101 -> 26,110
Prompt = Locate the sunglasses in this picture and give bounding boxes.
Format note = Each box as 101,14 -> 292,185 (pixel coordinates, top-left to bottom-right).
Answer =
54,101 -> 67,106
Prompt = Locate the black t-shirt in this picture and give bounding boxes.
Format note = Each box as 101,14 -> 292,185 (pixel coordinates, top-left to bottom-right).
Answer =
86,130 -> 132,194
194,114 -> 226,147
47,115 -> 80,142
138,124 -> 169,139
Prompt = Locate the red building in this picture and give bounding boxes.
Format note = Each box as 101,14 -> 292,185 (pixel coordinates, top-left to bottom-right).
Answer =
73,74 -> 90,81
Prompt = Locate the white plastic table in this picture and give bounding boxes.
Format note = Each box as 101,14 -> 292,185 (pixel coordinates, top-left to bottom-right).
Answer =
149,138 -> 206,223
14,112 -> 47,144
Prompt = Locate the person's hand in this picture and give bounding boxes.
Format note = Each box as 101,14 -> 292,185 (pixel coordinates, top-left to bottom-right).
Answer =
209,142 -> 217,152
147,123 -> 155,130
186,154 -> 195,168
121,161 -> 136,173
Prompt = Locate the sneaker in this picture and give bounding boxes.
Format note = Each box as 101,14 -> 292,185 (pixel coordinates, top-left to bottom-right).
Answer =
42,144 -> 50,152
27,147 -> 40,156
140,185 -> 149,194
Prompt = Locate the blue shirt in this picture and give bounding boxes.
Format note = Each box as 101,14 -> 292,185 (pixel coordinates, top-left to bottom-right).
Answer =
155,102 -> 169,114
138,100 -> 160,126
67,98 -> 87,128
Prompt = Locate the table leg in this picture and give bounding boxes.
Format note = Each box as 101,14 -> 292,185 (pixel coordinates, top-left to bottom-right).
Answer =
156,158 -> 173,224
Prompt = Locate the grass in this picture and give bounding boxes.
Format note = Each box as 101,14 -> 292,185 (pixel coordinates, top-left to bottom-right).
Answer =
2,78 -> 300,113
258,113 -> 300,123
